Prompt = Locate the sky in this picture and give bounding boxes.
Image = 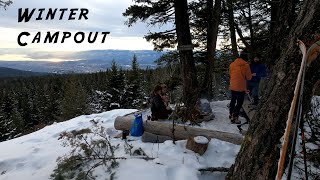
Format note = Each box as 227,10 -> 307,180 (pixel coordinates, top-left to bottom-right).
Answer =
0,0 -> 173,61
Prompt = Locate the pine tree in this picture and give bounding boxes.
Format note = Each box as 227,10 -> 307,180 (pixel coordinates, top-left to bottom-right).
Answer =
0,90 -> 23,141
44,80 -> 63,123
106,60 -> 125,109
125,54 -> 143,108
61,75 -> 88,120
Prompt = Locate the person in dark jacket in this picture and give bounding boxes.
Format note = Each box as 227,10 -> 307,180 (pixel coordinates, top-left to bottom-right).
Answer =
160,83 -> 169,106
247,54 -> 267,105
150,85 -> 172,120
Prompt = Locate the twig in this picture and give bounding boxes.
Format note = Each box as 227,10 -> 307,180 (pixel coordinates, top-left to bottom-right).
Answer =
82,135 -> 102,159
198,167 -> 230,172
76,156 -> 155,161
85,160 -> 104,178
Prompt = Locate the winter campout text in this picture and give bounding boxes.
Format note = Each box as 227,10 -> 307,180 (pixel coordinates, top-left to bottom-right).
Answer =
17,8 -> 110,46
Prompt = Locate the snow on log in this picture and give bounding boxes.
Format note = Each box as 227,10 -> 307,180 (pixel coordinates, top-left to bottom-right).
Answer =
114,115 -> 243,145
186,136 -> 210,155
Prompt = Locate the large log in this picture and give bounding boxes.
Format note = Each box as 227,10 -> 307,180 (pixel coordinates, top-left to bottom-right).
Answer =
242,99 -> 256,121
114,115 -> 243,145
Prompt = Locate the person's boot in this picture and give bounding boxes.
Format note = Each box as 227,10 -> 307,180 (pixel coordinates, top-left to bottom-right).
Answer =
233,115 -> 241,124
229,113 -> 234,123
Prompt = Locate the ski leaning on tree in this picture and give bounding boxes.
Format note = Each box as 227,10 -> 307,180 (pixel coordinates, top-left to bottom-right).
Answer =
276,40 -> 320,180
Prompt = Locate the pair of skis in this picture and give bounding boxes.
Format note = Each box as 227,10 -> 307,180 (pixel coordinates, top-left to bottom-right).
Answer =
276,40 -> 320,180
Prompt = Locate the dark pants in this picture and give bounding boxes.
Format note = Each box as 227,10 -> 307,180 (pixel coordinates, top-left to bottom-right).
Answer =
230,90 -> 245,117
152,109 -> 173,120
247,81 -> 260,104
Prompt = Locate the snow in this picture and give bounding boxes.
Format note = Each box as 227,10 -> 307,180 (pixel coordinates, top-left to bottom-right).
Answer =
305,142 -> 318,150
0,101 -> 242,180
200,101 -> 248,134
109,102 -> 120,107
194,136 -> 209,144
281,96 -> 320,179
95,90 -> 103,95
0,109 -> 137,180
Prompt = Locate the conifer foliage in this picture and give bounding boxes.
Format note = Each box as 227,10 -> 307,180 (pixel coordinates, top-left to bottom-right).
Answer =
0,56 -> 151,142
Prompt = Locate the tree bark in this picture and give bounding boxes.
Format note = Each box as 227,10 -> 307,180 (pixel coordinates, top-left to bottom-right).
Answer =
269,0 -> 279,38
186,136 -> 209,155
235,22 -> 250,50
227,0 -> 238,58
227,0 -> 320,179
174,0 -> 198,119
202,0 -> 221,97
267,0 -> 296,67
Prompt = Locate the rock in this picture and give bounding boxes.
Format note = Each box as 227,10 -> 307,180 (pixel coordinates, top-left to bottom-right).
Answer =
197,98 -> 215,121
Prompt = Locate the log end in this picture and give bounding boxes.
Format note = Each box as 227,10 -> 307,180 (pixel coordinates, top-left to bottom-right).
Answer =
186,136 -> 210,155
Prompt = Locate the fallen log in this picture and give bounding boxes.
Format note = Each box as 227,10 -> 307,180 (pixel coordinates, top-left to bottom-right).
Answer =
114,116 -> 243,145
242,99 -> 256,121
141,132 -> 173,143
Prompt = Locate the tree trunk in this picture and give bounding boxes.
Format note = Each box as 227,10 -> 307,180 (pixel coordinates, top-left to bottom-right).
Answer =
174,0 -> 198,119
202,0 -> 221,97
235,22 -> 250,50
269,0 -> 279,37
186,136 -> 210,155
246,0 -> 254,55
227,0 -> 320,179
267,0 -> 296,67
114,116 -> 243,145
227,0 -> 238,58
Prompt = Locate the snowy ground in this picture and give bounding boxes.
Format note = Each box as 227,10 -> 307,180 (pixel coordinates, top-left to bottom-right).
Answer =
143,100 -> 248,134
0,101 -> 241,180
201,101 -> 248,133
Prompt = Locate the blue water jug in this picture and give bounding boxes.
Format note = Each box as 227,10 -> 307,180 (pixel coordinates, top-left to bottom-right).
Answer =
130,114 -> 143,137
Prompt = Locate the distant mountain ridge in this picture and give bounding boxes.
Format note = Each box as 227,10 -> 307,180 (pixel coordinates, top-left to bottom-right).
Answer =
0,50 -> 166,74
0,67 -> 47,78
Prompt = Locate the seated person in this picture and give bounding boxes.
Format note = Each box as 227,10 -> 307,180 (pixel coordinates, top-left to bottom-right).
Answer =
150,85 -> 172,120
160,83 -> 168,106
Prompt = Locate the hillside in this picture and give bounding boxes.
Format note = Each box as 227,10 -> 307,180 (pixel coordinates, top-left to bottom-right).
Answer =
0,67 -> 47,78
0,101 -> 241,180
0,50 -> 165,73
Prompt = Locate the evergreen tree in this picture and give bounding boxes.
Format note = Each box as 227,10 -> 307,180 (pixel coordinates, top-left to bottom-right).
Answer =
0,0 -> 12,9
44,81 -> 63,123
61,75 -> 88,120
105,60 -> 125,109
125,54 -> 143,108
0,90 -> 23,141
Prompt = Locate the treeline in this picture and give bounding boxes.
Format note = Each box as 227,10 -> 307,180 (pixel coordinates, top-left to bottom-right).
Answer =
0,55 -> 166,142
0,52 -> 232,142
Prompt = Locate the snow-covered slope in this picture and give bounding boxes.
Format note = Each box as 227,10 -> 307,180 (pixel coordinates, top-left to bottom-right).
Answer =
0,109 -> 137,180
0,102 -> 241,180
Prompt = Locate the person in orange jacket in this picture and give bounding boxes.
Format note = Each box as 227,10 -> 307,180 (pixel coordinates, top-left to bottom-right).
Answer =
229,50 -> 252,124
